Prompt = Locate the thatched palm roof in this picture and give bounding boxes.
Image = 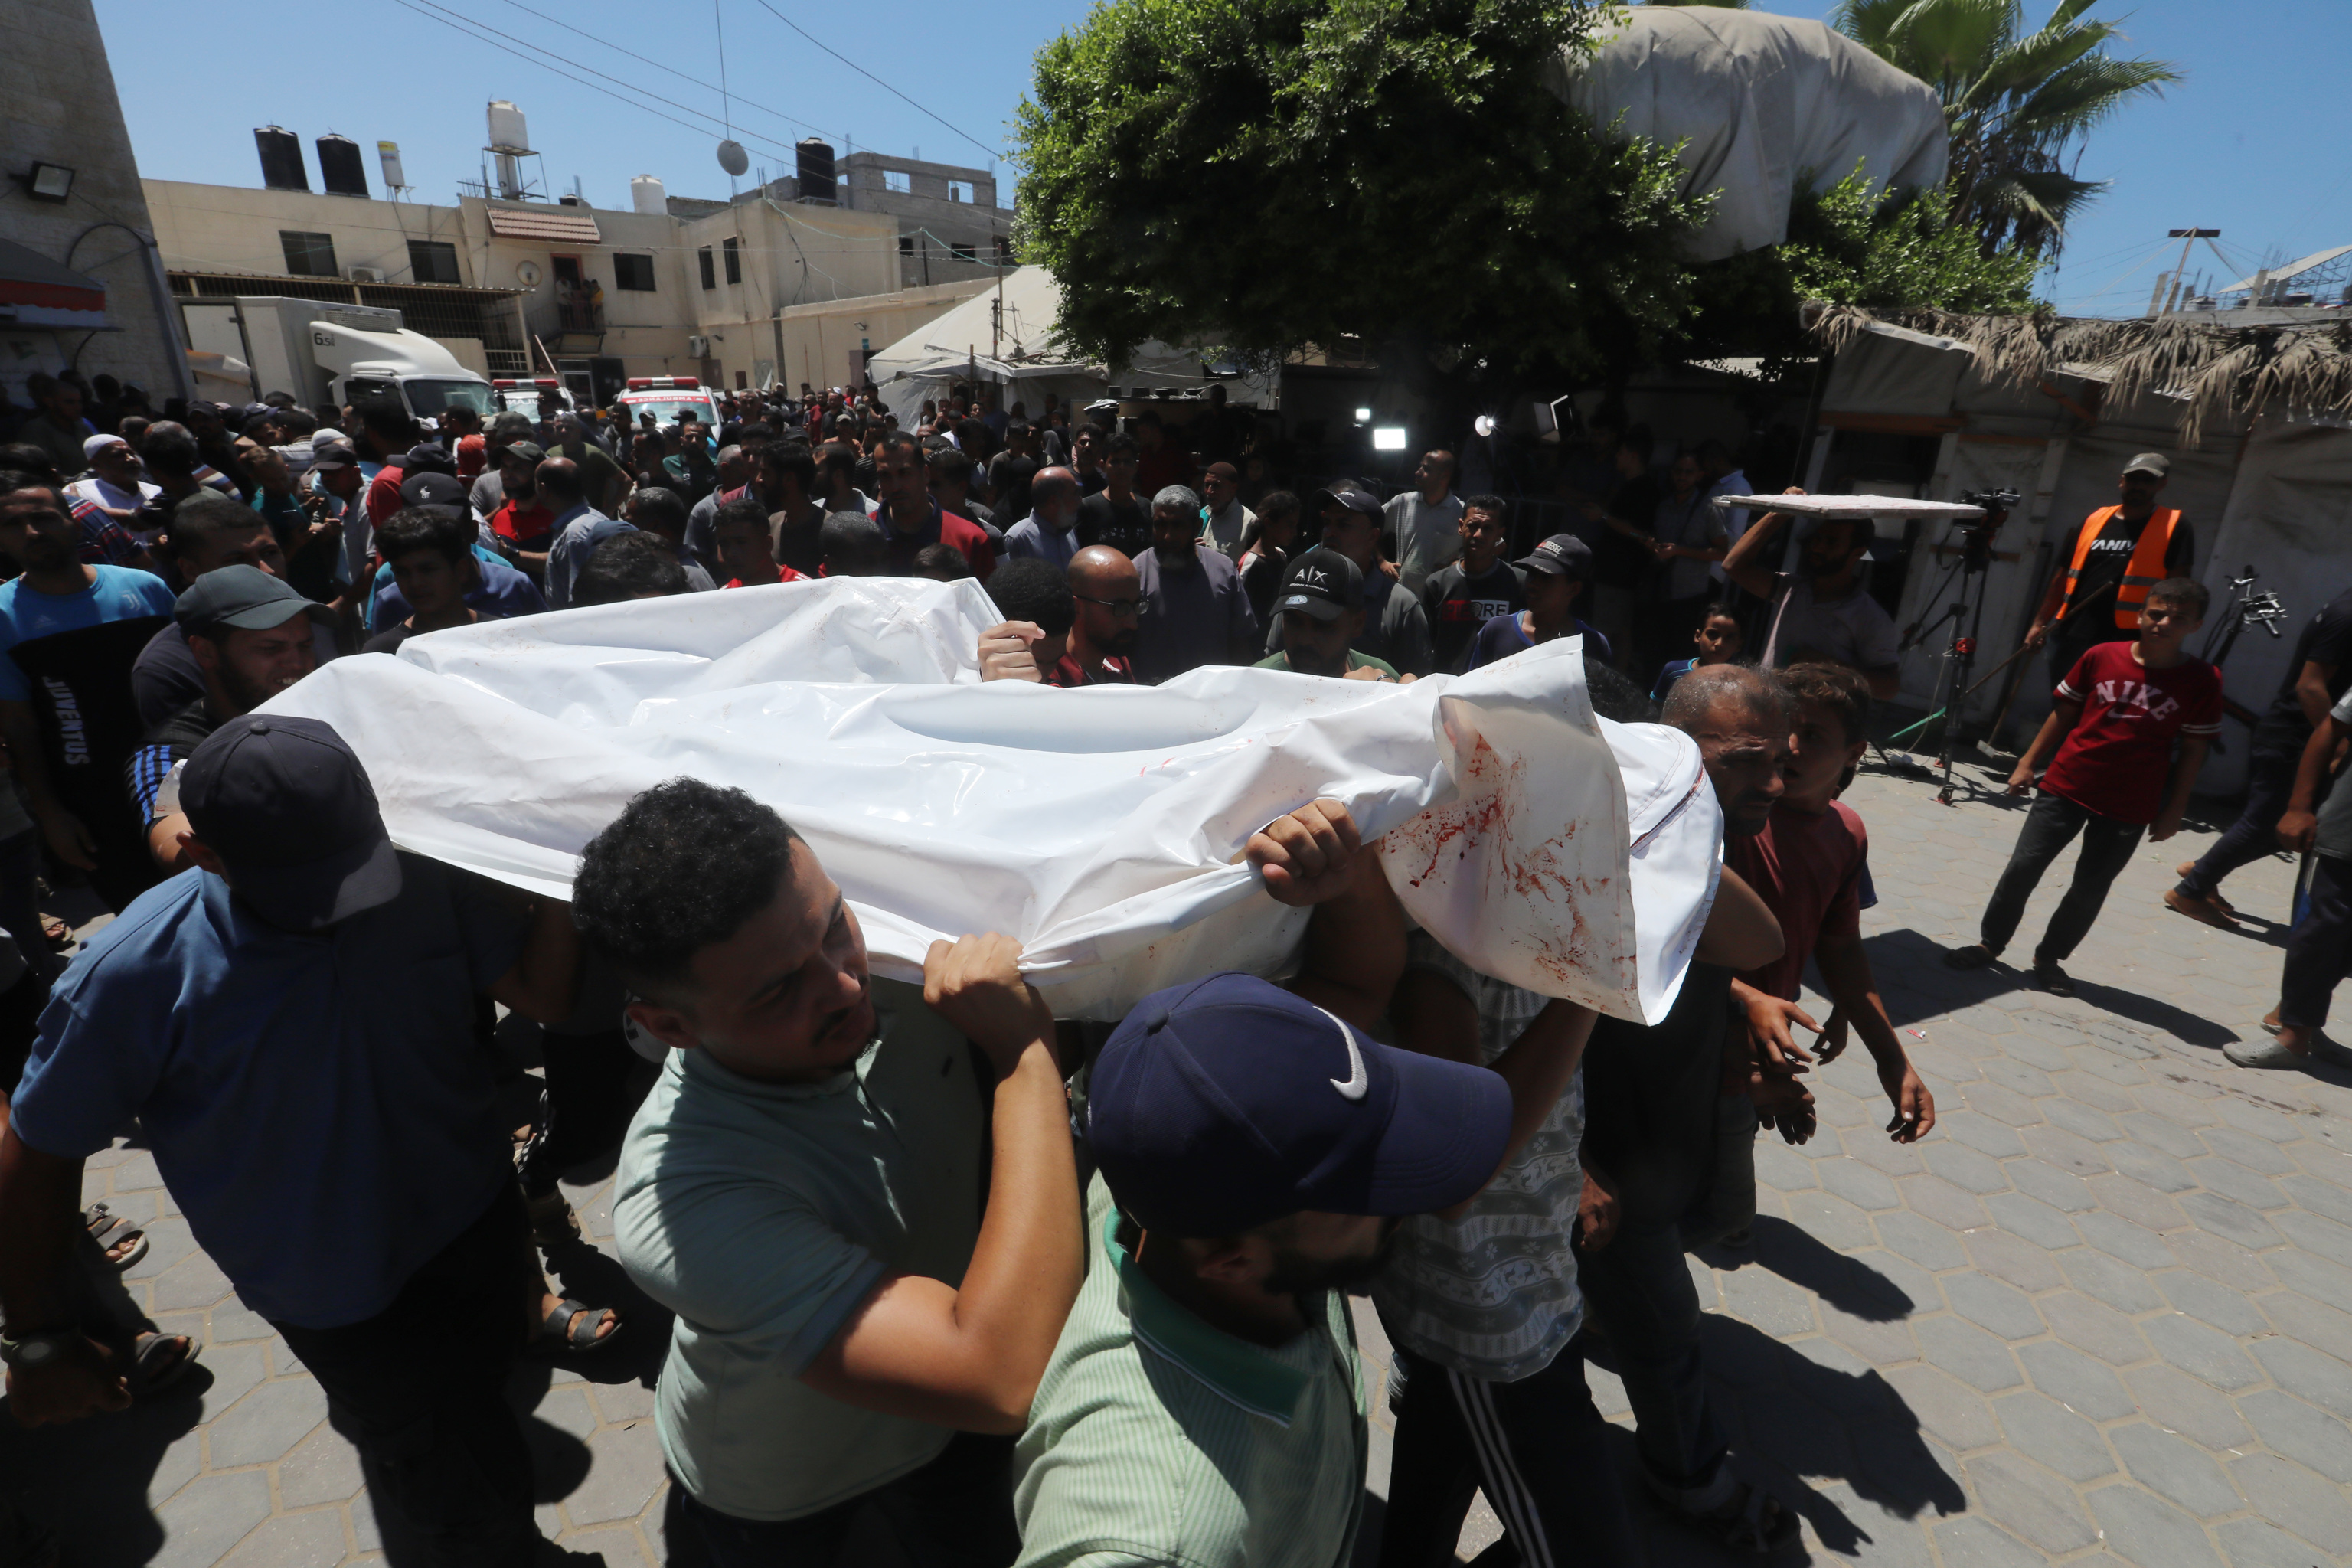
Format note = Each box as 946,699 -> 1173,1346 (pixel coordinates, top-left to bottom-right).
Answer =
1808,303 -> 2352,447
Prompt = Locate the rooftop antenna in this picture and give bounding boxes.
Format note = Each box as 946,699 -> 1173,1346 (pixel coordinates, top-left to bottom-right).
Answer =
714,0 -> 742,193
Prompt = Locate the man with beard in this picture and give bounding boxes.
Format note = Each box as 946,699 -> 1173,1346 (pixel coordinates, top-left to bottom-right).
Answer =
1057,546 -> 1140,686
127,568 -> 333,873
1721,493 -> 1899,700
0,475 -> 176,912
1013,811 -> 1517,1568
1573,664 -> 1811,1556
1131,486 -> 1257,684
130,492 -> 338,729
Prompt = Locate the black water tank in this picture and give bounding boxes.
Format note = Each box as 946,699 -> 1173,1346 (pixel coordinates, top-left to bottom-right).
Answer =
317,134 -> 369,198
796,139 -> 836,205
256,126 -> 308,191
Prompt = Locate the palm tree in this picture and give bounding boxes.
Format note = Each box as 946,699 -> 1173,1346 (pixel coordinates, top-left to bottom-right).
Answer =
1832,0 -> 2179,256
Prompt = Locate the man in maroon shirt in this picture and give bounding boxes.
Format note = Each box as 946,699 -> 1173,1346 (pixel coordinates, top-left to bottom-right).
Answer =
870,432 -> 994,580
1948,580 -> 2220,995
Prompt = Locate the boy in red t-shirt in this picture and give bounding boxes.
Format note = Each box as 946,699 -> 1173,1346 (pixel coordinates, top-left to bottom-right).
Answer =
1948,578 -> 2220,995
1730,662 -> 1936,1148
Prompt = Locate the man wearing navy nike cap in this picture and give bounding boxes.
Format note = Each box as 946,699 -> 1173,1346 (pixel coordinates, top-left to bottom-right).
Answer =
1011,965 -> 1515,1568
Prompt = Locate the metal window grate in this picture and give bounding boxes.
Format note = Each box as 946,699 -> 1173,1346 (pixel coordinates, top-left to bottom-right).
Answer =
279,231 -> 338,277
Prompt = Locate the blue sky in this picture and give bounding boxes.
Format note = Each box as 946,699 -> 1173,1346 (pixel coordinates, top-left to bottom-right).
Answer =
93,0 -> 2352,317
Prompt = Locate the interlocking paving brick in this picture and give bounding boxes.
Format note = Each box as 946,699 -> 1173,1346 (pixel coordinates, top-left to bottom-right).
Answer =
2257,1289 -> 2352,1367
2266,1244 -> 2352,1308
2004,1155 -> 2096,1212
1873,1208 -> 1968,1272
1818,1155 -> 1903,1211
2247,1336 -> 2352,1421
276,1428 -> 364,1509
1782,1190 -> 1875,1253
204,1377 -> 330,1469
1928,1513 -> 2050,1568
1753,1138 -> 1818,1192
2040,1291 -> 2151,1368
1982,1058 -> 2056,1101
2021,1122 -> 2114,1179
2139,1312 -> 2262,1393
1897,1172 -> 1990,1232
1960,1080 -> 2043,1129
2226,1452 -> 2352,1553
1915,1315 -> 2024,1394
1980,1190 -> 2081,1253
1991,1390 -> 2117,1483
1925,1136 -> 2017,1193
2270,1207 -> 2352,1269
2041,1098 -> 2124,1145
1959,1452 -> 2099,1557
2278,1171 -> 2352,1227
2016,1340 -> 2135,1420
2076,1209 -> 2177,1272
2119,1111 -> 2207,1161
1962,1228 -> 2064,1293
1718,1266 -> 1817,1339
1884,1363 -> 2001,1452
2057,1244 -> 2168,1315
2186,1155 -> 2290,1213
2119,1363 -> 2254,1451
564,1426 -> 669,1527
214,1510 -> 346,1568
2152,1270 -> 2269,1338
1942,1272 -> 2045,1343
2109,1423 -> 2243,1519
150,1472 -> 272,1568
1841,1124 -> 1929,1177
2207,1095 -> 2298,1144
2233,1389 -> 2352,1485
192,1340 -> 270,1425
2211,1517 -> 2344,1568
2086,1484 -> 2226,1568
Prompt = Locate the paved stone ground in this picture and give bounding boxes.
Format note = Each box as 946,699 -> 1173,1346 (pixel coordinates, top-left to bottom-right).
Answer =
6,750 -> 2352,1568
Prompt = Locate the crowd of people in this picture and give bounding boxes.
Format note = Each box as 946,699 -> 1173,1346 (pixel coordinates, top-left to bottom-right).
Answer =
0,364 -> 2339,1568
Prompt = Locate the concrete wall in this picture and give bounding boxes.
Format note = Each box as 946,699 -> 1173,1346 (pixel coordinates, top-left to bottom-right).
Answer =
145,180 -> 474,285
839,152 -> 1013,290
1,0 -> 188,403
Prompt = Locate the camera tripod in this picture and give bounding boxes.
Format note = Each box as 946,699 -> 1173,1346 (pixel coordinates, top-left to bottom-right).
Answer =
1900,492 -> 2019,804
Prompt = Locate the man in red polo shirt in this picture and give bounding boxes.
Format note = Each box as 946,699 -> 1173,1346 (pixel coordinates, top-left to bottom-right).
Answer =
870,432 -> 993,581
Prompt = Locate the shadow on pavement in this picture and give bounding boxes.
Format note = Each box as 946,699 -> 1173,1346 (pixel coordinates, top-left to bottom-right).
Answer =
0,1361 -> 204,1566
1858,927 -> 2239,1048
1719,1217 -> 1911,1324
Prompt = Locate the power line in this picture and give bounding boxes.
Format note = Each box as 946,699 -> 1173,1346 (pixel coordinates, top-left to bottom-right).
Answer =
382,0 -> 807,172
745,0 -> 1000,163
480,0 -> 847,145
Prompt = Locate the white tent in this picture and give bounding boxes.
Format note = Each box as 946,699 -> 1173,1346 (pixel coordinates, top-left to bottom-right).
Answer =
1559,8 -> 1949,262
865,266 -> 1253,424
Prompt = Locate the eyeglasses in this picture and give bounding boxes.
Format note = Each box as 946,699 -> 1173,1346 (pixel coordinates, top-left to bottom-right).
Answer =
1075,595 -> 1144,618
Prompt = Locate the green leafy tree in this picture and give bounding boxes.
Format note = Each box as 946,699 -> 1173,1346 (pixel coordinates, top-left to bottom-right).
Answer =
1012,0 -> 1707,381
1832,0 -> 2180,256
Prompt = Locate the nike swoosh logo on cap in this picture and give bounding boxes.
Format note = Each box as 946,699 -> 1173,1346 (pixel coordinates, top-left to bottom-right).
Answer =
1316,1006 -> 1369,1101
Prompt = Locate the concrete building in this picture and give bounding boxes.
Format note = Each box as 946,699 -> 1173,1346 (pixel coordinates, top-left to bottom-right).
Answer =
145,171 -> 988,407
0,0 -> 191,406
838,153 -> 1015,291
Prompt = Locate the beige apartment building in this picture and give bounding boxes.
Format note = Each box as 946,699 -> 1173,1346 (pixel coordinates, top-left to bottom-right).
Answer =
145,176 -> 991,407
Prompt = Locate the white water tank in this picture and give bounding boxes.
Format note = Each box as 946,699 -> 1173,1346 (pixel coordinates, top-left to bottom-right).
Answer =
487,100 -> 530,152
377,140 -> 407,191
631,175 -> 667,215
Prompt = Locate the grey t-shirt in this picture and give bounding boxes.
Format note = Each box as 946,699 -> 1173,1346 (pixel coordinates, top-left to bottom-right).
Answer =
1762,573 -> 1900,674
1382,491 -> 1466,599
1371,936 -> 1585,1383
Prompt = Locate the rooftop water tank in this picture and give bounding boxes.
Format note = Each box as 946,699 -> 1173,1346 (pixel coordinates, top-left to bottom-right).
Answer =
487,100 -> 530,152
255,126 -> 308,191
796,139 -> 836,205
317,134 -> 369,198
377,141 -> 407,191
631,175 -> 667,215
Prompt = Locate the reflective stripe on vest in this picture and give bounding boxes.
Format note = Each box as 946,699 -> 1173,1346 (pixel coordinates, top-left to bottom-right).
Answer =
2063,505 -> 2180,630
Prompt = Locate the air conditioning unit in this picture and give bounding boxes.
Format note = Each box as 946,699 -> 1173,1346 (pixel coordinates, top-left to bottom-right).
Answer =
687,335 -> 711,358
348,266 -> 386,283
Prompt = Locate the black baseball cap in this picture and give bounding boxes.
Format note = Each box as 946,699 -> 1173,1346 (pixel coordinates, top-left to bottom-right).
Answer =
400,444 -> 457,478
1086,973 -> 1511,1236
501,439 -> 546,466
400,470 -> 467,508
307,439 -> 358,471
181,715 -> 403,932
1276,547 -> 1362,622
175,565 -> 333,639
1317,483 -> 1383,518
1514,533 -> 1592,580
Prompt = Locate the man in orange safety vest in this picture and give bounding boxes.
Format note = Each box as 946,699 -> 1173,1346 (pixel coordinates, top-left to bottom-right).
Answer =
2023,452 -> 2196,685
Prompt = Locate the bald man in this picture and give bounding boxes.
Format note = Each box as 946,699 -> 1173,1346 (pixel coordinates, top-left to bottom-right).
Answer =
1004,467 -> 1083,570
1057,546 -> 1139,686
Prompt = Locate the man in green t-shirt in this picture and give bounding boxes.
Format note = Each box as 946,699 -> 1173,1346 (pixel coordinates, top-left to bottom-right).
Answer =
1253,547 -> 1405,682
1014,807 -> 1513,1568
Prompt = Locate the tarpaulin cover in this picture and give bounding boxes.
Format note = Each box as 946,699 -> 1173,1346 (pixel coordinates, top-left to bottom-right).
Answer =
1559,8 -> 1949,263
262,578 -> 1720,1021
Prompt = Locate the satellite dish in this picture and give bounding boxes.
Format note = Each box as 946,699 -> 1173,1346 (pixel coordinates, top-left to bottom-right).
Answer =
717,140 -> 750,177
515,260 -> 543,288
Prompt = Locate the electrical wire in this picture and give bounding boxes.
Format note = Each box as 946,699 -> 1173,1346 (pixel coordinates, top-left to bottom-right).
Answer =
714,0 -> 733,146
382,0 -> 808,171
480,0 -> 844,143
745,0 -> 1000,162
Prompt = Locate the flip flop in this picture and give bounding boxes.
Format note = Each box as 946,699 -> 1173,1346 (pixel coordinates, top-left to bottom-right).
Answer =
531,1299 -> 622,1357
83,1204 -> 146,1271
127,1331 -> 199,1399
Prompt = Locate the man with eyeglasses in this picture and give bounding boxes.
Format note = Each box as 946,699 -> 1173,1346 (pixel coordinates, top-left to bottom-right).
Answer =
1054,546 -> 1139,687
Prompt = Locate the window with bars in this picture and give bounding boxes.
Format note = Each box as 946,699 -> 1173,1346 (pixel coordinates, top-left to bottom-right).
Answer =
722,237 -> 742,284
613,253 -> 657,291
280,231 -> 338,277
407,240 -> 461,284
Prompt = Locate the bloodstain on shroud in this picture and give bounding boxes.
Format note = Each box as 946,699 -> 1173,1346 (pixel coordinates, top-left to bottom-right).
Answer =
1383,732 -> 1636,1008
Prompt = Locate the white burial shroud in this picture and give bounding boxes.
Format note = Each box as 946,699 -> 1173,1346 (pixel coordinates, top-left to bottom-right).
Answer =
262,577 -> 1722,1022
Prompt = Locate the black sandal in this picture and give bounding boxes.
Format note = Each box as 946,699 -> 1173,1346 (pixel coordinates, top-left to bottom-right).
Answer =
83,1204 -> 147,1271
2034,958 -> 2074,997
127,1331 -> 199,1398
531,1299 -> 622,1357
1942,943 -> 1998,972
1674,1478 -> 1802,1557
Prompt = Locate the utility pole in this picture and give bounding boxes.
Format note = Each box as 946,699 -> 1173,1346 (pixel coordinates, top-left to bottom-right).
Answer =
2150,228 -> 2220,317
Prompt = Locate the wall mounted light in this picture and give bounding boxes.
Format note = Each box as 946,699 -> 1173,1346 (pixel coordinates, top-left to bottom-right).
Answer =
19,162 -> 74,202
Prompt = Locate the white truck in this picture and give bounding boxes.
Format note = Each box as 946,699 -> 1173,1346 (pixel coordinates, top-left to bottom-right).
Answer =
180,296 -> 495,423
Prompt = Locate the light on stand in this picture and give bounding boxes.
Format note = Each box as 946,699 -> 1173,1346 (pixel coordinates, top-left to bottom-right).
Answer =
1371,426 -> 1408,452
1353,407 -> 1373,424
1473,413 -> 1497,438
